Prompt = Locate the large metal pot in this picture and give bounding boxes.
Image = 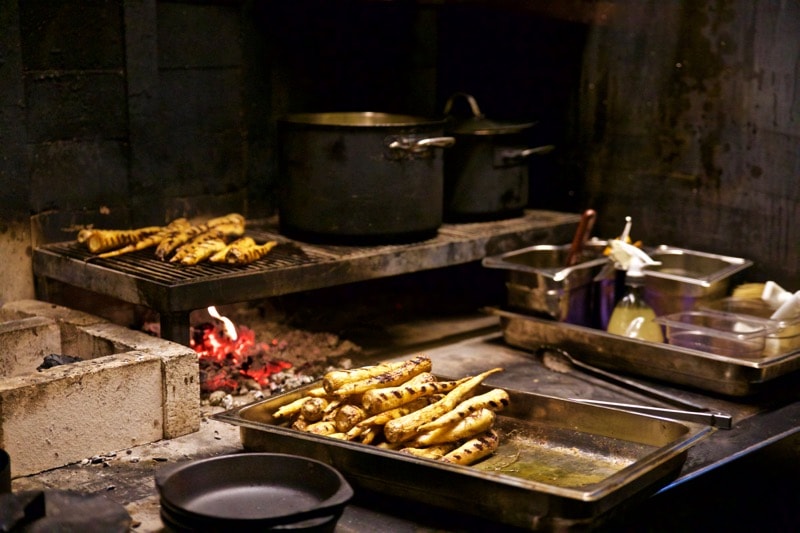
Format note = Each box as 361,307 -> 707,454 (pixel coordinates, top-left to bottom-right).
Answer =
278,112 -> 454,244
442,93 -> 553,221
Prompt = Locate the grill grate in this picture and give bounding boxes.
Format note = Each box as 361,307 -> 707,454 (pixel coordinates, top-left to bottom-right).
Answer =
42,235 -> 333,284
33,211 -> 580,343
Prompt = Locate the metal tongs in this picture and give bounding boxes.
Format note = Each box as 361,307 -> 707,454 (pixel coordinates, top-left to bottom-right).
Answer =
568,399 -> 733,429
534,345 -> 734,430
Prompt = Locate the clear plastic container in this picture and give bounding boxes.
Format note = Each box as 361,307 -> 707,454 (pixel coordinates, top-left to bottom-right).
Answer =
655,310 -> 773,358
701,298 -> 800,356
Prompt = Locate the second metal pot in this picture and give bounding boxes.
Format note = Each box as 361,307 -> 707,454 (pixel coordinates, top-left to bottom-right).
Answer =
278,112 -> 454,244
442,93 -> 553,222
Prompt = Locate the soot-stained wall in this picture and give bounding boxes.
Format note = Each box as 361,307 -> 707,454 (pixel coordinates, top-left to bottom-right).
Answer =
0,0 -> 797,303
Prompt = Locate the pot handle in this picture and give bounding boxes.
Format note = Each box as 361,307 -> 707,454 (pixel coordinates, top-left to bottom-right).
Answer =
388,136 -> 456,152
497,144 -> 555,164
519,144 -> 556,157
443,92 -> 483,118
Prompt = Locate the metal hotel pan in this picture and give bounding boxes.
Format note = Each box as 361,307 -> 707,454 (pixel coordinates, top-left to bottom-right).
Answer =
214,381 -> 712,531
490,307 -> 800,396
482,243 -> 608,327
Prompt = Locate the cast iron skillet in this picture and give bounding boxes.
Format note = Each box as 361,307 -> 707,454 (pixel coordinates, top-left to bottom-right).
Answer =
155,452 -> 353,532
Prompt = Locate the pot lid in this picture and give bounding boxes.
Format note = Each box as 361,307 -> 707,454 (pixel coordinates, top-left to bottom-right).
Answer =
281,112 -> 445,128
444,93 -> 537,135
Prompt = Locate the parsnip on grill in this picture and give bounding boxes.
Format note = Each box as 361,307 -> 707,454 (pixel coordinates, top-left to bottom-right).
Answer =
80,226 -> 163,254
76,212 -> 278,266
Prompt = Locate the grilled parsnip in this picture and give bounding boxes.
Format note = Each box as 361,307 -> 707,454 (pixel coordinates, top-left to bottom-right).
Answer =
417,388 -> 510,433
199,221 -> 246,242
399,443 -> 457,460
177,238 -> 228,266
411,408 -> 496,448
322,399 -> 345,418
441,429 -> 501,466
170,223 -> 245,264
269,357 -> 509,468
85,226 -> 162,254
331,355 -> 433,397
361,373 -> 467,414
346,397 -> 436,440
77,229 -> 94,244
334,404 -> 367,432
383,367 -> 503,443
155,213 -> 244,260
305,420 -> 339,435
300,397 -> 329,422
224,240 -> 278,265
97,218 -> 191,258
358,425 -> 383,445
272,387 -> 327,419
209,237 -> 256,263
323,358 -> 419,394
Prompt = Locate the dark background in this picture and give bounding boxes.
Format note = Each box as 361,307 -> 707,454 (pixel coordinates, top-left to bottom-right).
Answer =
1,0 -> 797,297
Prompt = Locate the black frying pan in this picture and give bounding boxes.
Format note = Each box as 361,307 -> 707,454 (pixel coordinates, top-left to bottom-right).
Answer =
155,452 -> 353,532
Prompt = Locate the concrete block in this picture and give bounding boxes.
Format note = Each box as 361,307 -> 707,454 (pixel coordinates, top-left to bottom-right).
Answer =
0,351 -> 163,477
81,322 -> 201,438
0,317 -> 60,378
2,299 -> 107,327
19,2 -> 124,71
0,220 -> 34,302
25,73 -> 127,143
1,299 -> 107,356
161,347 -> 202,439
0,300 -> 201,476
30,140 -> 128,211
157,3 -> 241,69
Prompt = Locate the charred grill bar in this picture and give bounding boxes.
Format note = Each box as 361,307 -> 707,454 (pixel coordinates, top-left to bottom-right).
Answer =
32,211 -> 579,346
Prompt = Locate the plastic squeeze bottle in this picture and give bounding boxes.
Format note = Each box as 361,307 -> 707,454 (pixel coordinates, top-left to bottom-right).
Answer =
606,255 -> 664,343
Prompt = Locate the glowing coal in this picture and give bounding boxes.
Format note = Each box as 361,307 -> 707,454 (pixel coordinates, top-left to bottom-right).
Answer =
192,312 -> 295,395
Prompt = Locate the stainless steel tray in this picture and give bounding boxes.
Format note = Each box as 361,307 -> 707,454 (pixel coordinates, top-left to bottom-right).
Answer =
214,380 -> 711,530
490,307 -> 800,397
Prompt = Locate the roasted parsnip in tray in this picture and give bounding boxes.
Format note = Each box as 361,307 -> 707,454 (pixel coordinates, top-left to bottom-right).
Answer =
271,355 -> 510,466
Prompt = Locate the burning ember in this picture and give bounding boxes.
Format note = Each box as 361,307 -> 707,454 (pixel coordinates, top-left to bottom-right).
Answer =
193,306 -> 307,396
144,303 -> 362,399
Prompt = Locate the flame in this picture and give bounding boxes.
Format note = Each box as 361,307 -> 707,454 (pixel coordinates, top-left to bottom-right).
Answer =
191,310 -> 293,394
208,305 -> 238,340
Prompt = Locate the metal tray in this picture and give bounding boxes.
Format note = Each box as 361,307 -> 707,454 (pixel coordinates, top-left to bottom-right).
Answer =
489,307 -> 800,397
214,380 -> 711,530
